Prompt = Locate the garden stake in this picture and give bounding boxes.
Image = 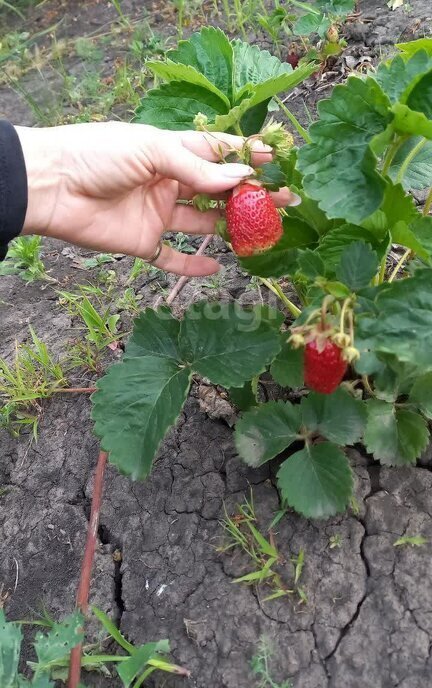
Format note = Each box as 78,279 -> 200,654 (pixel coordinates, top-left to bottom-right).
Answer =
68,449 -> 108,688
153,234 -> 213,308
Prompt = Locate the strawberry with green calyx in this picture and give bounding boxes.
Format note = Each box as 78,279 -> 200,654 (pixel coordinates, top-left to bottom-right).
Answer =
226,181 -> 284,257
289,298 -> 359,394
304,332 -> 348,394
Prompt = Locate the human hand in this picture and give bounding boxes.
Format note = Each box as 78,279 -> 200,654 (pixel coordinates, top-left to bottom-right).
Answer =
17,122 -> 300,276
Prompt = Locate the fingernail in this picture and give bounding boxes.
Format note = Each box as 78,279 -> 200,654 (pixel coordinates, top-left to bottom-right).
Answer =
287,192 -> 302,207
251,140 -> 273,153
223,163 -> 254,178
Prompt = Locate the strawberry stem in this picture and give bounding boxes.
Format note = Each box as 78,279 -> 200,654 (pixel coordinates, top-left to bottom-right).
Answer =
260,278 -> 301,318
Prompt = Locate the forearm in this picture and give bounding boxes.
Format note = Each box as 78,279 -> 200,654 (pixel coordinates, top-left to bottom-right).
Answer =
0,121 -> 28,259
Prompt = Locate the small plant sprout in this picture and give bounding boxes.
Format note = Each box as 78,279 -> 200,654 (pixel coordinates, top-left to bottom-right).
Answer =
57,292 -> 122,350
393,535 -> 428,548
329,534 -> 343,549
251,636 -> 293,688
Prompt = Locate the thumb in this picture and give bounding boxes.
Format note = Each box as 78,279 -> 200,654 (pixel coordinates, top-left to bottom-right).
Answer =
153,140 -> 254,193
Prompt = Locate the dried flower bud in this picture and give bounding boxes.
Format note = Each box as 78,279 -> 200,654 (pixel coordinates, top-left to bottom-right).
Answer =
194,112 -> 208,130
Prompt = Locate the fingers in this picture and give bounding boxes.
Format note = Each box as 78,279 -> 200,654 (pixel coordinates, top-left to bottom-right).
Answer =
177,185 -> 301,208
153,140 -> 255,194
179,130 -> 273,166
153,242 -> 220,277
171,205 -> 222,234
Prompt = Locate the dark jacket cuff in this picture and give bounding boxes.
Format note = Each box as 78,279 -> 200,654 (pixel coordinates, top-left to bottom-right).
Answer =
0,120 -> 28,260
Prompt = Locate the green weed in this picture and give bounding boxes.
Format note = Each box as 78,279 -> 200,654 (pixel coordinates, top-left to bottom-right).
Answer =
0,327 -> 68,438
251,636 -> 292,688
57,291 -> 121,350
0,236 -> 51,282
218,491 -> 307,603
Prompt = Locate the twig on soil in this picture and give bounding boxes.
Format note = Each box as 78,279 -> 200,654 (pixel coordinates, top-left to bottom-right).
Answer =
68,450 -> 108,688
153,235 -> 214,308
50,387 -> 97,394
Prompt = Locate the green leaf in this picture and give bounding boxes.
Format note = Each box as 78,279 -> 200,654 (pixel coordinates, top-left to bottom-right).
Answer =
391,222 -> 431,262
364,399 -> 429,465
246,61 -> 317,108
255,161 -> 286,190
229,380 -> 258,411
409,216 -> 432,256
125,307 -> 181,360
409,372 -> 432,419
35,611 -> 84,666
239,215 -> 318,278
91,607 -> 134,654
270,340 -> 304,387
396,37 -> 432,57
380,181 -> 418,229
389,137 -> 432,191
235,400 -> 301,467
179,302 -> 282,387
0,610 -> 22,688
373,51 -> 432,104
145,59 -> 231,107
117,641 -> 167,687
394,534 -> 428,547
297,249 -> 326,279
407,69 -> 432,120
168,27 -> 234,102
392,103 -> 432,140
212,97 -> 254,132
135,81 -> 228,130
301,388 -> 367,445
93,357 -> 191,479
293,13 -> 326,36
297,77 -> 392,223
356,268 -> 432,370
233,40 -> 292,94
336,241 -> 378,290
277,443 -> 353,518
316,224 -> 388,274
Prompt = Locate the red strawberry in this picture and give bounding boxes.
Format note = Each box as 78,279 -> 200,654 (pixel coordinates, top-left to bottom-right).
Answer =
226,182 -> 283,257
304,337 -> 347,394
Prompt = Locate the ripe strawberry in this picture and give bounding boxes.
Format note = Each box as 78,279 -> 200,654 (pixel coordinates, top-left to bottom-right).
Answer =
304,337 -> 347,394
226,182 -> 283,257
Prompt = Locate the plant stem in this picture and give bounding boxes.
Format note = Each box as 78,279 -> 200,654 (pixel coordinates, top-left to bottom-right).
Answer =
396,137 -> 427,185
68,450 -> 108,688
381,135 -> 407,177
423,186 -> 432,216
233,121 -> 244,136
274,96 -> 311,144
388,248 -> 411,283
377,255 -> 387,284
259,278 -> 301,317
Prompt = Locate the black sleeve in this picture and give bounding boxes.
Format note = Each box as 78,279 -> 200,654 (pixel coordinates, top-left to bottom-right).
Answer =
0,120 -> 28,260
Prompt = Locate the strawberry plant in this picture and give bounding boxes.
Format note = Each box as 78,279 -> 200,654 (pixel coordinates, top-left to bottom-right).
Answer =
92,32 -> 432,519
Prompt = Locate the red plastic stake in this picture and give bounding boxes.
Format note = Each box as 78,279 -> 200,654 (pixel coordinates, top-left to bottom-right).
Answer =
68,449 -> 108,688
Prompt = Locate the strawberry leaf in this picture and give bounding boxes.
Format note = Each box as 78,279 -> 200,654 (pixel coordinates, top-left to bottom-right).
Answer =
356,268 -> 432,370
145,59 -> 231,107
373,50 -> 432,104
235,400 -> 301,467
396,37 -> 432,57
168,27 -> 234,101
409,372 -> 432,419
389,137 -> 432,191
229,380 -> 258,411
135,81 -> 228,130
34,611 -> 84,666
364,400 -> 429,465
391,103 -> 432,140
301,388 -> 367,445
277,443 -> 353,519
270,340 -> 304,387
178,302 -> 283,387
297,77 -> 393,223
336,241 -> 379,291
316,224 -> 389,274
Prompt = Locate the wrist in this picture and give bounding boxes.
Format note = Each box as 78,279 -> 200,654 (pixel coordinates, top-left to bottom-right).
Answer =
15,126 -> 63,237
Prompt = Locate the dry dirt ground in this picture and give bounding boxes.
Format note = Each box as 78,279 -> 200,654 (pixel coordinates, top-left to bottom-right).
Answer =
1,1 -> 432,687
